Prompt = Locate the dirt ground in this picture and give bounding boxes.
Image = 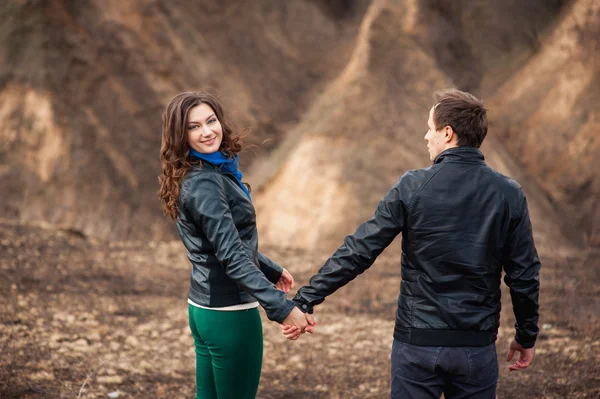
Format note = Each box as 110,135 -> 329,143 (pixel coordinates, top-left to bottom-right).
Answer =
1,219 -> 599,398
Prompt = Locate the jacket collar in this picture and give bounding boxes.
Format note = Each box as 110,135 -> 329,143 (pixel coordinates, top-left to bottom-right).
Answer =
192,160 -> 220,172
433,146 -> 485,164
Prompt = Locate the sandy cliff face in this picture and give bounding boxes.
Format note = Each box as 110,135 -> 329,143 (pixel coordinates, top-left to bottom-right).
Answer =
0,0 -> 367,239
1,0 -> 594,251
489,0 -> 600,246
255,0 -> 571,251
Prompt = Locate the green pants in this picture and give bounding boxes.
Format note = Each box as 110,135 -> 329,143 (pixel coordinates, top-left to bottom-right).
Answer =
188,304 -> 263,399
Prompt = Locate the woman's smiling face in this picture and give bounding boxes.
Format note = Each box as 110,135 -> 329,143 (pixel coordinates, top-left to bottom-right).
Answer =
187,103 -> 223,154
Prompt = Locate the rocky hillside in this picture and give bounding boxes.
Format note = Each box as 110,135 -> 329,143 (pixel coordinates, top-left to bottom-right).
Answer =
0,0 -> 368,240
254,0 -> 573,251
489,0 -> 600,246
2,0 -> 593,251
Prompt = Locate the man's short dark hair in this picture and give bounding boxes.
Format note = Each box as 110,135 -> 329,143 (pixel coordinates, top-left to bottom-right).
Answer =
433,89 -> 488,148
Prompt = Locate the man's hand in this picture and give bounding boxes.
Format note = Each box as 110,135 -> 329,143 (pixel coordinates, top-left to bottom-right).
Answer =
282,306 -> 309,332
281,310 -> 316,340
275,268 -> 294,293
506,339 -> 534,371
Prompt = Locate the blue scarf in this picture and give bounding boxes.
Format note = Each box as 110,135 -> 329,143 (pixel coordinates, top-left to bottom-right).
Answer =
190,149 -> 251,200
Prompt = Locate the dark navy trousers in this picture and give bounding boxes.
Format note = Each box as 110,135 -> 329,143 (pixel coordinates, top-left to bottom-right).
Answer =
391,340 -> 498,399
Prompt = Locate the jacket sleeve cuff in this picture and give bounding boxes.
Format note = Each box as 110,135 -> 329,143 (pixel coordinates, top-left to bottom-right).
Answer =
257,253 -> 284,284
515,334 -> 536,349
292,296 -> 314,314
270,300 -> 296,324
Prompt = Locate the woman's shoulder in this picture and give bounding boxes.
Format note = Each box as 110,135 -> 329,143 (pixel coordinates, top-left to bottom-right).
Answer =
184,164 -> 220,182
181,166 -> 226,199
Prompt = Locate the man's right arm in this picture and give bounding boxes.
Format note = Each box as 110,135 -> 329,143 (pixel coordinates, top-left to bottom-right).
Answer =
502,190 -> 541,349
293,180 -> 407,313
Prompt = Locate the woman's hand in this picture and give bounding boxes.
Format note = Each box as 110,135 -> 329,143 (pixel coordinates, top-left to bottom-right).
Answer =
281,310 -> 316,340
275,268 -> 294,293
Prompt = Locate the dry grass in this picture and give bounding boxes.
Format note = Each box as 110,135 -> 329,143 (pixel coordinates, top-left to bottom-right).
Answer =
1,221 -> 598,398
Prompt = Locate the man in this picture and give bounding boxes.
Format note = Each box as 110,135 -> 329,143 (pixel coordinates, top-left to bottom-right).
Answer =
285,89 -> 541,398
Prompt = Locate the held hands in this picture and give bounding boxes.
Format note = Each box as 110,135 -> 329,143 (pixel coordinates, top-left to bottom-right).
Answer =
506,339 -> 534,371
275,268 -> 294,293
275,269 -> 315,341
280,307 -> 316,341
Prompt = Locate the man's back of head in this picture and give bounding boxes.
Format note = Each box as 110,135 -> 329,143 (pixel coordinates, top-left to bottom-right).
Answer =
425,89 -> 488,161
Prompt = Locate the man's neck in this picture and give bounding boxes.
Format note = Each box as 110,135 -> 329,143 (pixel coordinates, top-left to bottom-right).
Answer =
443,144 -> 459,152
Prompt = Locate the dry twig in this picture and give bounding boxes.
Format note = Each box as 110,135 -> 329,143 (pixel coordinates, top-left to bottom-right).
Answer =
77,363 -> 105,399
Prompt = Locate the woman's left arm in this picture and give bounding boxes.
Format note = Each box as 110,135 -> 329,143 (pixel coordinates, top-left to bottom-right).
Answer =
258,253 -> 294,294
257,252 -> 283,284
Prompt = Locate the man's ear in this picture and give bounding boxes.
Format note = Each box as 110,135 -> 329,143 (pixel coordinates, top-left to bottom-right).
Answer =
444,126 -> 455,144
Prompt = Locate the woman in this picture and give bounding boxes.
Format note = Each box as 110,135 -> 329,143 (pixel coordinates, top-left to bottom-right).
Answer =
158,91 -> 312,398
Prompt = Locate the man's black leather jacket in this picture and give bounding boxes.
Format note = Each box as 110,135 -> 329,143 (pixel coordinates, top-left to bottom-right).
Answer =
176,162 -> 295,323
294,147 -> 541,348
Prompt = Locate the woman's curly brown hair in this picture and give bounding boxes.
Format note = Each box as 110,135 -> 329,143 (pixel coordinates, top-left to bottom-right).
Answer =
159,90 -> 244,220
